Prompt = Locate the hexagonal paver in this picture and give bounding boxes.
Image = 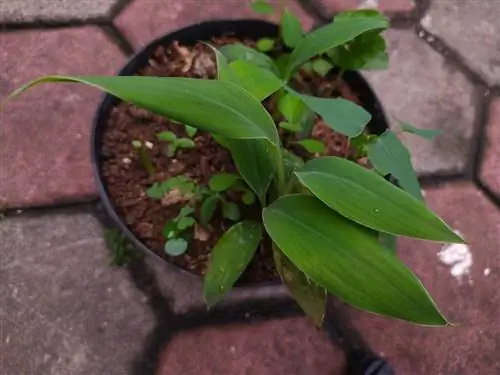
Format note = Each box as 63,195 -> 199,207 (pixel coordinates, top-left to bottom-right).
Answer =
0,210 -> 156,375
0,0 -> 119,23
116,0 -> 314,50
480,97 -> 500,197
421,1 -> 500,86
349,182 -> 500,374
0,27 -> 125,208
157,317 -> 345,375
363,28 -> 477,175
319,0 -> 415,14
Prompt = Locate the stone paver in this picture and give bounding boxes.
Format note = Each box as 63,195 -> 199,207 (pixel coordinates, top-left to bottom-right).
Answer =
321,0 -> 415,13
115,0 -> 314,50
363,28 -> 477,175
157,317 -> 345,375
0,210 -> 156,375
349,182 -> 500,374
480,97 -> 500,197
421,1 -> 500,86
0,0 -> 119,23
0,27 -> 125,208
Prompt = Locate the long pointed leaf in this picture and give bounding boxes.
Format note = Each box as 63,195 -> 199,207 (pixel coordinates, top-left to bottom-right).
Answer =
204,221 -> 262,307
262,194 -> 449,326
284,11 -> 388,78
273,244 -> 326,326
295,156 -> 464,243
366,130 -> 423,200
9,75 -> 279,145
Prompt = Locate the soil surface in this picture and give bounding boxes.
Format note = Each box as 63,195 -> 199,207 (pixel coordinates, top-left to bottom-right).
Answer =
101,37 -> 365,284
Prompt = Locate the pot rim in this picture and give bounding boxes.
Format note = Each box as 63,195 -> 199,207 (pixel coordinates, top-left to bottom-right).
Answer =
91,19 -> 390,290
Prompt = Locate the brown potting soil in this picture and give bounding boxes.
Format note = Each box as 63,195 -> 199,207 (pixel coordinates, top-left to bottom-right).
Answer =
101,38 -> 366,284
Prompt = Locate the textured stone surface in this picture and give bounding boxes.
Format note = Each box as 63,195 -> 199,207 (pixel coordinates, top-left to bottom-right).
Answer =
421,0 -> 500,86
0,0 -> 119,22
480,97 -> 500,197
116,0 -> 314,49
363,29 -> 476,175
0,210 -> 156,375
0,28 -> 125,208
350,183 -> 500,374
321,0 -> 415,13
157,318 -> 345,375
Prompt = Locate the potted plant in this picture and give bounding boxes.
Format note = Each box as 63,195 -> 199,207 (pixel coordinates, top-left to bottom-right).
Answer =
8,2 -> 463,327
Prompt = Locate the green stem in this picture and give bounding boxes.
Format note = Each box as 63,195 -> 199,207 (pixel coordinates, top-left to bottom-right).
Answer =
274,147 -> 286,197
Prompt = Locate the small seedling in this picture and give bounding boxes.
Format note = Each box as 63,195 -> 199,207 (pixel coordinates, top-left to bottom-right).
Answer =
146,175 -> 196,199
132,140 -> 155,176
163,206 -> 196,256
184,125 -> 198,138
256,38 -> 275,52
157,131 -> 195,157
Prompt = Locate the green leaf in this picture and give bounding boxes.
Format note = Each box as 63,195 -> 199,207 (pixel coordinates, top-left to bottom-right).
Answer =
222,201 -> 241,221
273,245 -> 326,326
282,149 -> 304,181
185,125 -> 198,138
280,8 -> 304,48
380,232 -> 397,253
329,32 -> 388,70
157,131 -> 177,142
311,58 -> 333,76
204,221 -> 262,306
274,54 -> 291,77
176,206 -> 195,219
165,238 -> 188,256
177,216 -> 196,230
400,122 -> 441,140
218,44 -> 276,72
279,121 -> 302,132
163,221 -> 179,239
287,88 -> 371,137
295,157 -> 464,243
200,195 -> 219,228
242,189 -> 256,205
208,173 -> 240,192
176,138 -> 195,148
250,0 -> 274,14
229,60 -> 284,101
278,92 -> 306,127
256,38 -> 275,52
297,139 -> 325,154
262,194 -> 449,326
284,10 -> 389,78
224,138 -> 276,205
146,182 -> 165,199
10,76 -> 280,146
366,130 -> 423,201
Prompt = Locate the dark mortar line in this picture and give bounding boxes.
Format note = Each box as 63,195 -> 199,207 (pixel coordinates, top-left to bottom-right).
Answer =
415,25 -> 489,88
475,181 -> 500,210
1,199 -> 99,219
0,18 -> 110,33
296,0 -> 332,24
385,0 -> 432,30
108,0 -> 135,18
99,22 -> 135,56
418,173 -> 470,188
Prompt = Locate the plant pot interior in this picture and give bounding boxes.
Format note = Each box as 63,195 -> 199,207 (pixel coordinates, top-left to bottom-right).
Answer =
93,20 -> 388,286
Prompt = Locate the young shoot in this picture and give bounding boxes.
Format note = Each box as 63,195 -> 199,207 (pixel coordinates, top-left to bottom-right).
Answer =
157,131 -> 195,157
131,139 -> 155,176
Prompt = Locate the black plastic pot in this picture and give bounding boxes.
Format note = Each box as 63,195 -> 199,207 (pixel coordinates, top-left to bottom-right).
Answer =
92,19 -> 389,286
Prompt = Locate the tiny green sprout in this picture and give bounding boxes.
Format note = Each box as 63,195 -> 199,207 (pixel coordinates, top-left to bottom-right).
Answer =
131,140 -> 155,176
296,139 -> 326,154
200,194 -> 220,228
278,93 -> 306,133
311,58 -> 333,77
242,190 -> 256,205
157,131 -> 195,157
185,125 -> 198,138
104,228 -> 142,266
208,173 -> 240,192
250,0 -> 274,14
222,201 -> 240,221
256,38 -> 275,52
146,176 -> 196,199
165,238 -> 188,256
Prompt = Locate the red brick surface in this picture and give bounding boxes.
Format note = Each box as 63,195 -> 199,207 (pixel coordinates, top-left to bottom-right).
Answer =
116,0 -> 314,49
157,317 -> 345,375
322,0 -> 415,13
349,183 -> 500,374
480,97 -> 500,197
0,27 -> 125,208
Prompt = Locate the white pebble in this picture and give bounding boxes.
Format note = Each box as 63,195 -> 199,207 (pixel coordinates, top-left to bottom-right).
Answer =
122,157 -> 132,164
144,141 -> 154,149
484,268 -> 491,276
230,346 -> 236,353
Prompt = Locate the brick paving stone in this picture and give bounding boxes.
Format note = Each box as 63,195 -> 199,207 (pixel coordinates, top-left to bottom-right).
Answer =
0,210 -> 156,375
480,97 -> 500,197
157,317 -> 345,375
349,182 -> 500,375
363,29 -> 476,175
421,0 -> 500,86
0,0 -> 120,23
320,0 -> 415,14
0,27 -> 125,208
116,0 -> 314,50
